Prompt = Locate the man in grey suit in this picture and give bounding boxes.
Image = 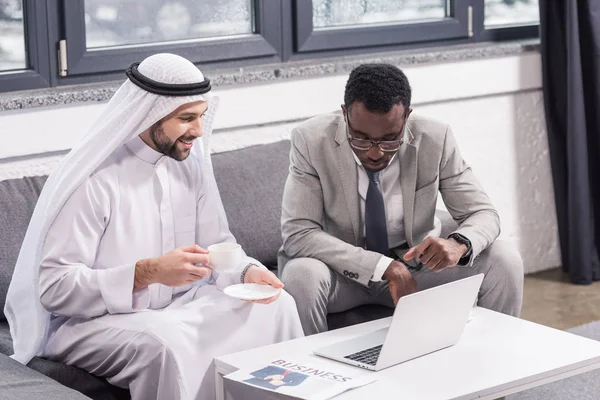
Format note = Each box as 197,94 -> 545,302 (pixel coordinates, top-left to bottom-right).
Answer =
279,63 -> 524,335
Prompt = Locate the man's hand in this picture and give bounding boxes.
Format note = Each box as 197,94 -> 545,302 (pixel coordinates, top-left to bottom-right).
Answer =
243,265 -> 284,304
383,260 -> 418,305
134,245 -> 212,291
404,237 -> 468,272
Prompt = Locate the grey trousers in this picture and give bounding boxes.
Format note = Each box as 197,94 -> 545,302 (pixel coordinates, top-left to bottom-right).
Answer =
281,240 -> 524,336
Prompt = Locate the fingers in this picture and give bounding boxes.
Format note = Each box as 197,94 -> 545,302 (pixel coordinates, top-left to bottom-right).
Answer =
412,238 -> 452,269
243,270 -> 283,304
193,246 -> 209,254
188,271 -> 209,280
259,269 -> 285,289
186,265 -> 212,279
420,245 -> 438,265
245,290 -> 282,304
388,281 -> 400,306
185,253 -> 211,266
264,291 -> 282,304
252,290 -> 282,304
179,244 -> 209,254
404,237 -> 434,261
427,254 -> 446,271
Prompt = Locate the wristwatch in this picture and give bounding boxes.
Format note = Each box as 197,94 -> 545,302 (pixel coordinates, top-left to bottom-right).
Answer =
448,233 -> 472,265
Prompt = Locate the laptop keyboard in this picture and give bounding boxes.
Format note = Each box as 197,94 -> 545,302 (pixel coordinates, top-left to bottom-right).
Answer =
344,345 -> 382,366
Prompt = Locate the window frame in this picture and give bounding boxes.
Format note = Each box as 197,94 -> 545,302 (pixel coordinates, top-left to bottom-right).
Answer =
294,0 -> 473,54
57,0 -> 282,80
0,0 -> 51,92
480,25 -> 539,41
0,0 -> 541,94
471,3 -> 539,43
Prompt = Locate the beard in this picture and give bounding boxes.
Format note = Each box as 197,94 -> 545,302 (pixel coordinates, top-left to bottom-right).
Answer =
149,122 -> 191,161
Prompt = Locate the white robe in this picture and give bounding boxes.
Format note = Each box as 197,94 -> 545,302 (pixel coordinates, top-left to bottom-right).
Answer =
38,136 -> 304,400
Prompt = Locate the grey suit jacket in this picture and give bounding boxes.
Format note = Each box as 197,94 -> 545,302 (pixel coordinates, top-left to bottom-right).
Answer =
278,111 -> 500,286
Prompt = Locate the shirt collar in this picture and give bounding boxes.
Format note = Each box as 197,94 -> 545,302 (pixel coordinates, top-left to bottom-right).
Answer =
126,136 -> 165,165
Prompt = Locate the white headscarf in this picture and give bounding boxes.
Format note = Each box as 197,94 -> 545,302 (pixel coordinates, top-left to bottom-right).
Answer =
4,53 -> 221,364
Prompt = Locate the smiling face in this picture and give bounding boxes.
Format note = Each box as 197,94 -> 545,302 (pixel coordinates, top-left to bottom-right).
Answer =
342,101 -> 411,172
141,100 -> 209,161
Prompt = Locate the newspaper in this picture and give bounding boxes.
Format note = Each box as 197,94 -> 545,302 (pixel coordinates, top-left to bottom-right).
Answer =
224,357 -> 378,400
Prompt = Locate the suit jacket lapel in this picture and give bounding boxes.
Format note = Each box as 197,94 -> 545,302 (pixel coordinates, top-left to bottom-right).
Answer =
334,118 -> 361,245
400,124 -> 417,246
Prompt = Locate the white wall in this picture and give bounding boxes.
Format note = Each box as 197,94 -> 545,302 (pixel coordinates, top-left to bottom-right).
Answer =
421,90 -> 557,274
0,52 -> 560,273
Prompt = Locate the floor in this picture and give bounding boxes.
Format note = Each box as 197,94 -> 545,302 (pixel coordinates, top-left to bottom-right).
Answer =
521,268 -> 600,330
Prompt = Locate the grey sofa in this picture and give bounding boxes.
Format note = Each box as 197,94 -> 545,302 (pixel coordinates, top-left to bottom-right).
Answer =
0,139 -> 455,398
0,352 -> 90,399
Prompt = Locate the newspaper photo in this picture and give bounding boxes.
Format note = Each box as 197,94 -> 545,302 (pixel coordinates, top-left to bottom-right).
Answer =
224,357 -> 377,400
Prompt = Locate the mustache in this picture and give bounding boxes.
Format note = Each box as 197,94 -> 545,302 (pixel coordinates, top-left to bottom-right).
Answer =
177,136 -> 196,142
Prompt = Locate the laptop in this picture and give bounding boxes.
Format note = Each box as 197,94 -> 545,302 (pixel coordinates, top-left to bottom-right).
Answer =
314,273 -> 484,371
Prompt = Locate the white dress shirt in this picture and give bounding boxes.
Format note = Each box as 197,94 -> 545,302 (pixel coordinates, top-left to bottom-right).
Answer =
351,152 -> 406,281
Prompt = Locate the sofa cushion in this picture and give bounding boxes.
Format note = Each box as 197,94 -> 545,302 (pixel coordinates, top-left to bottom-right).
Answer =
27,357 -> 130,400
0,321 -> 12,356
0,351 -> 90,399
0,175 -> 48,321
0,322 -> 129,400
212,140 -> 292,268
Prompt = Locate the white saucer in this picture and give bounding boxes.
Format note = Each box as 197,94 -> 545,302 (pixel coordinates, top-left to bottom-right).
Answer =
223,283 -> 281,301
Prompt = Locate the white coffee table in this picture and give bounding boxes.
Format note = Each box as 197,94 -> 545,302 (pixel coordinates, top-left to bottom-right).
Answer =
214,307 -> 600,400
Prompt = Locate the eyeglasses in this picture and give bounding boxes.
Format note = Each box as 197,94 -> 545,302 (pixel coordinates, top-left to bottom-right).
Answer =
347,136 -> 404,152
346,121 -> 404,153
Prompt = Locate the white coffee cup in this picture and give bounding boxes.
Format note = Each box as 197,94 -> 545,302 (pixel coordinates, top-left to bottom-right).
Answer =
208,243 -> 243,272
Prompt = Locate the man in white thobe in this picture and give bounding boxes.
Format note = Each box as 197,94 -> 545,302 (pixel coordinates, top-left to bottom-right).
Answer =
4,53 -> 304,400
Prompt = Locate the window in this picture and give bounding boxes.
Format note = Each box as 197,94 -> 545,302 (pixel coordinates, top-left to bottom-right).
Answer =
56,0 -> 281,81
0,0 -> 50,92
312,0 -> 447,29
0,0 -> 540,94
295,0 -> 470,54
84,0 -> 254,48
480,0 -> 539,42
0,0 -> 26,71
485,0 -> 539,27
